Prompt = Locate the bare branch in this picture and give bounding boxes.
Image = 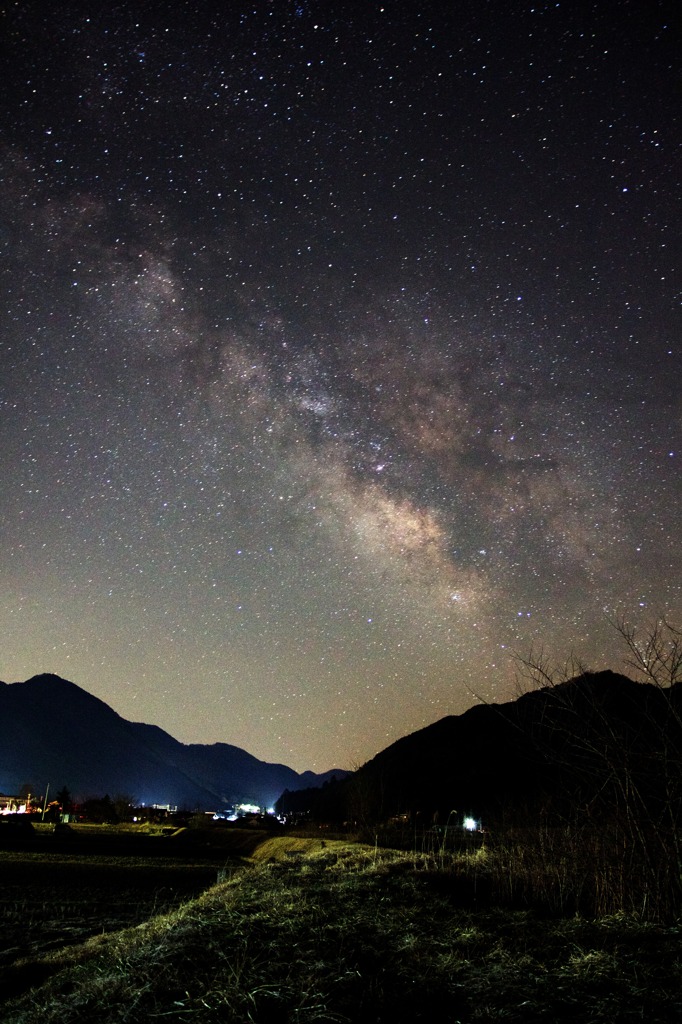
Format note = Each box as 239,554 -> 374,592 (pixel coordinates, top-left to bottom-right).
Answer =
512,644 -> 589,693
609,613 -> 682,688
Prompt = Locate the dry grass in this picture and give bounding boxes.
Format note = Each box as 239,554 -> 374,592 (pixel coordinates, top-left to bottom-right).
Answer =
2,836 -> 681,1023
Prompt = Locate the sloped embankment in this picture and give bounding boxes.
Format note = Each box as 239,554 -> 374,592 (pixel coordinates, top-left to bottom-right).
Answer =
2,836 -> 681,1023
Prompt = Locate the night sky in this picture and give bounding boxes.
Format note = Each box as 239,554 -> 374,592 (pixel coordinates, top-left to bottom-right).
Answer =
1,1 -> 679,772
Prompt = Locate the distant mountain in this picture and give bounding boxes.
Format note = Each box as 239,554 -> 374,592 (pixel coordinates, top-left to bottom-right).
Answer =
278,671 -> 682,824
0,674 -> 347,809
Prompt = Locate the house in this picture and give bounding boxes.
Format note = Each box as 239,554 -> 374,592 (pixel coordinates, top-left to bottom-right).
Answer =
0,793 -> 29,814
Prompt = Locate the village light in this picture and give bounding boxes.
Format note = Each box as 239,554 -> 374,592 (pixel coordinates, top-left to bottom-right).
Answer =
463,816 -> 479,831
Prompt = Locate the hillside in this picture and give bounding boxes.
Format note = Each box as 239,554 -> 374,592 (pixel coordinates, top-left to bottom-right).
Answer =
279,671 -> 682,824
0,674 -> 346,809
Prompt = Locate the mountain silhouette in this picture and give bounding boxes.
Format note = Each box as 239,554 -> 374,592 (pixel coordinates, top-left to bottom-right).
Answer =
0,674 -> 346,809
278,671 -> 682,824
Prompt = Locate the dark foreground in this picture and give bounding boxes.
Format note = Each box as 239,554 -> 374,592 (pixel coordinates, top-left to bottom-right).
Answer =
0,821 -> 263,999
1,835 -> 681,1023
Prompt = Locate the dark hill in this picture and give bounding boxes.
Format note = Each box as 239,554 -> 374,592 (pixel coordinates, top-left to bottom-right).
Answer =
279,671 -> 682,824
0,674 -> 347,809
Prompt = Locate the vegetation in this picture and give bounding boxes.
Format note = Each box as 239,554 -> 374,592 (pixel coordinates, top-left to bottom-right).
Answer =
0,843 -> 234,1000
508,618 -> 682,922
278,619 -> 682,923
1,834 -> 682,1022
3,621 -> 681,1019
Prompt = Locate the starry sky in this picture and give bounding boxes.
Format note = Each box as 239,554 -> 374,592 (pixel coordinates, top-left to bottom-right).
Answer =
1,0 -> 679,772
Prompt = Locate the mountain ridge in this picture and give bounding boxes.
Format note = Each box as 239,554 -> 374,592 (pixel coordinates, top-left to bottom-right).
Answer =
1,674 -> 347,809
277,670 -> 682,823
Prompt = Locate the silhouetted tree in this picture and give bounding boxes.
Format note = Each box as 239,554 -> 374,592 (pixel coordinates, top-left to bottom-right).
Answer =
514,623 -> 682,918
112,793 -> 136,822
81,794 -> 117,823
611,613 -> 682,688
276,777 -> 346,822
56,786 -> 73,815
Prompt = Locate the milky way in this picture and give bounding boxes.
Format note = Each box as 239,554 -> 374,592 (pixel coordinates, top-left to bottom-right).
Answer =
1,1 -> 679,770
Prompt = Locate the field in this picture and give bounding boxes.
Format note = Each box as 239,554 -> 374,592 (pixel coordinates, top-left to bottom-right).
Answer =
0,822 -> 262,1000
1,826 -> 681,1022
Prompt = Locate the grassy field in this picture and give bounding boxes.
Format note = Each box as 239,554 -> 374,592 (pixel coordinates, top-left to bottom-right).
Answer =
0,823 -> 264,1000
1,831 -> 681,1022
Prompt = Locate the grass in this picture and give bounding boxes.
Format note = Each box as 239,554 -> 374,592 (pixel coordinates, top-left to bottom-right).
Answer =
2,835 -> 681,1022
0,832 -> 252,990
